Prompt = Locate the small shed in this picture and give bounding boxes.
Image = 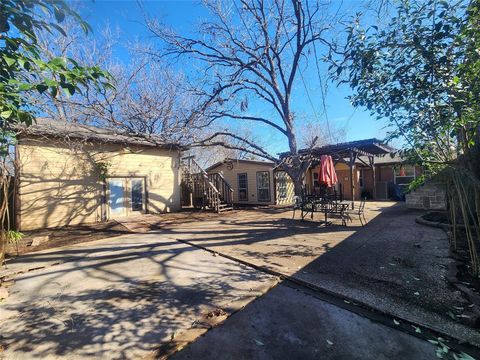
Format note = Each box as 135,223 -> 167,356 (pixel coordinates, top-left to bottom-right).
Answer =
15,119 -> 182,231
206,159 -> 277,205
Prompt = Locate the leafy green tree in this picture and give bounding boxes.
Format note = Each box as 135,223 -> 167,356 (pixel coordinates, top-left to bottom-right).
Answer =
1,0 -> 110,146
0,0 -> 111,263
334,0 -> 470,167
332,0 -> 480,275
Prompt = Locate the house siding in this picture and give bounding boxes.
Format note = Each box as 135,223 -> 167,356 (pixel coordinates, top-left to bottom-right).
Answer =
17,137 -> 181,231
274,171 -> 295,205
208,161 -> 275,205
306,163 -> 360,200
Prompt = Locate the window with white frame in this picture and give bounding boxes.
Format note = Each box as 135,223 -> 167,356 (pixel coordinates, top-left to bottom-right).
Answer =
238,173 -> 248,201
312,171 -> 320,188
256,171 -> 271,202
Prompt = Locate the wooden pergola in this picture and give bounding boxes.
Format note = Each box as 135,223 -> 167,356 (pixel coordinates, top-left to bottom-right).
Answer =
295,138 -> 394,206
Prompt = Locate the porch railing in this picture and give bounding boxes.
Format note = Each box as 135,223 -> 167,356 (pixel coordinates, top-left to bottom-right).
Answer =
180,156 -> 233,212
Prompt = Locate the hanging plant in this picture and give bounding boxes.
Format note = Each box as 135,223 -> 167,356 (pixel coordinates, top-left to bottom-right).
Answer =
93,161 -> 111,182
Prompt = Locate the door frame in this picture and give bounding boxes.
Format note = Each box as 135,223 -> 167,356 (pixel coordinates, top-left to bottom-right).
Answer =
105,176 -> 148,219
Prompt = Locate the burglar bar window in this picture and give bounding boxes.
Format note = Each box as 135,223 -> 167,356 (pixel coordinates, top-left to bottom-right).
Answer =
256,171 -> 271,202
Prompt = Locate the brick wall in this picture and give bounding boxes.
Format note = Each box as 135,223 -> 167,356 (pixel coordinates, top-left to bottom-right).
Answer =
405,182 -> 446,210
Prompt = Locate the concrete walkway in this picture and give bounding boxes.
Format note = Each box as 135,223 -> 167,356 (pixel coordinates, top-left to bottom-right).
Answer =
0,235 -> 278,359
173,284 -> 437,360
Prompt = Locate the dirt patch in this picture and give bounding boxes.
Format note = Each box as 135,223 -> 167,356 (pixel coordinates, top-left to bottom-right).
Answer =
6,221 -> 130,257
417,211 -> 480,327
5,210 -> 242,258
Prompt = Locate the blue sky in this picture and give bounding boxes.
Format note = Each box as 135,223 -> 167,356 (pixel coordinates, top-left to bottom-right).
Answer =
75,0 -> 396,152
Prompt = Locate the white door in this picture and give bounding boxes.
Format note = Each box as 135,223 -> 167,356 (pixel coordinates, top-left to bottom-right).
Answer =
108,178 -> 126,218
130,178 -> 144,212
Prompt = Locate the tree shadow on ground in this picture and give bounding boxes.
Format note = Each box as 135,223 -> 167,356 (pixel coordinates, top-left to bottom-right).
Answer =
1,241 -> 273,359
3,202 -> 478,357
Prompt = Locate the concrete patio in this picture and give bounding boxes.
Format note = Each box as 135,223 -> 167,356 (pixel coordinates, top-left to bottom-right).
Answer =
0,202 -> 477,359
162,202 -> 479,347
0,236 -> 278,359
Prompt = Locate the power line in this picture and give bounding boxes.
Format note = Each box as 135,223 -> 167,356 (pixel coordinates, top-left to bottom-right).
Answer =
273,0 -> 333,141
232,0 -> 331,143
311,34 -> 332,139
232,1 -> 257,45
306,0 -> 333,141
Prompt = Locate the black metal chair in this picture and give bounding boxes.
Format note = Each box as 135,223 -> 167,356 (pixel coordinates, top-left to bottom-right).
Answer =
345,197 -> 367,226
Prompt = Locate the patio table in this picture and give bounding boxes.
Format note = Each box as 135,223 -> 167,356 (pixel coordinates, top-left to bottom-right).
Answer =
300,198 -> 349,226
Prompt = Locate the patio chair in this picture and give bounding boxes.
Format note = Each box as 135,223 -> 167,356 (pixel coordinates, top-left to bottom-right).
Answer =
345,197 -> 367,226
293,195 -> 316,220
319,199 -> 349,227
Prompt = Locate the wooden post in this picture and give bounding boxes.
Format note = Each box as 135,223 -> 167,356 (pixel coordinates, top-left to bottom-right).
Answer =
369,155 -> 376,200
349,150 -> 357,209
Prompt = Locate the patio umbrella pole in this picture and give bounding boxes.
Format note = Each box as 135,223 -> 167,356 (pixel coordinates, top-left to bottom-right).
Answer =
349,151 -> 357,209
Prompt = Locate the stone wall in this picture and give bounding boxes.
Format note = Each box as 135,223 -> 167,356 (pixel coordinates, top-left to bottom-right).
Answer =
405,182 -> 446,210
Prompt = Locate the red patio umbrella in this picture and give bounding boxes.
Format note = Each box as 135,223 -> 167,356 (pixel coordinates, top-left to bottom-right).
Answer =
318,155 -> 338,187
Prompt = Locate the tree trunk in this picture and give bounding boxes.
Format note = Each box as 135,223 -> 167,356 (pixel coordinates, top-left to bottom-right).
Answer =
292,174 -> 303,197
0,232 -> 4,267
281,161 -> 305,197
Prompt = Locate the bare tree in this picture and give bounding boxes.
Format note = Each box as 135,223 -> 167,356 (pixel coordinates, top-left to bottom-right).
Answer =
146,0 -> 337,195
186,127 -> 262,168
31,16 -> 215,147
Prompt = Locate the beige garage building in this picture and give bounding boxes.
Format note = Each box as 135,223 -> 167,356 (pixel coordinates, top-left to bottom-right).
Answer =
206,159 -> 294,206
16,119 -> 182,231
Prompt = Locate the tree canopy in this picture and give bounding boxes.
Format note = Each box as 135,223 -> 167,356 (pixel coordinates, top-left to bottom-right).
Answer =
333,0 -> 480,274
0,0 -> 111,263
0,0 -> 111,151
334,0 -> 474,167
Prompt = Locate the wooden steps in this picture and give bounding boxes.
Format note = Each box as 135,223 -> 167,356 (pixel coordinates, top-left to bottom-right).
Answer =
180,156 -> 234,214
218,202 -> 234,212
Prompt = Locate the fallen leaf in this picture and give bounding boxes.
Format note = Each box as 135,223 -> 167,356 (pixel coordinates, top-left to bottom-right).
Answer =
326,340 -> 333,346
205,308 -> 227,318
447,311 -> 456,320
453,352 -> 476,360
414,291 -> 420,296
254,339 -> 264,346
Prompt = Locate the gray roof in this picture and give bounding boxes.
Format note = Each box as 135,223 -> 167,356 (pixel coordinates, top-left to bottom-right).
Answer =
206,158 -> 275,172
355,153 -> 403,166
371,153 -> 404,165
17,118 -> 182,150
308,138 -> 395,157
